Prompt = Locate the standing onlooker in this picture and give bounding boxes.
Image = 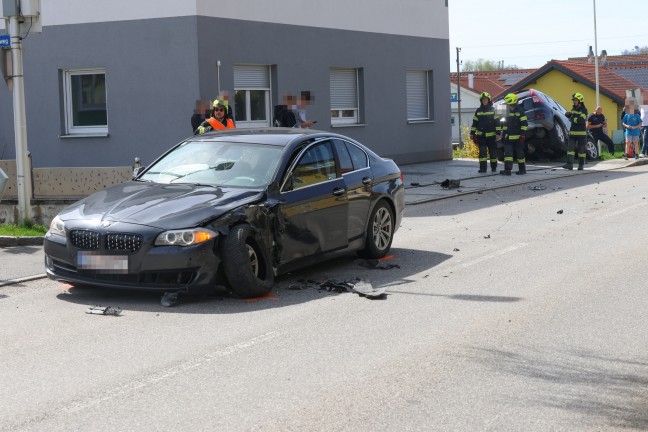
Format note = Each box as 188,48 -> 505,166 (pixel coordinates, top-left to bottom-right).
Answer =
499,93 -> 528,175
639,105 -> 648,157
586,106 -> 615,157
470,92 -> 501,173
622,106 -> 643,160
292,91 -> 316,128
191,99 -> 208,132
563,93 -> 588,170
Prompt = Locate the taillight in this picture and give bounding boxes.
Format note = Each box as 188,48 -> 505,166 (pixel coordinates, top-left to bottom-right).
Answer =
399,171 -> 404,182
530,89 -> 542,104
535,113 -> 545,119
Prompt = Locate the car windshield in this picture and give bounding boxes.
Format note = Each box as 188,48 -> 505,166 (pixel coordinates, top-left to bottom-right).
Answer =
140,140 -> 283,188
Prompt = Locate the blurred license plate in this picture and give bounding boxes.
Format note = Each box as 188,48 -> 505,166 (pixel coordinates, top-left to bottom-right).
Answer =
77,252 -> 128,273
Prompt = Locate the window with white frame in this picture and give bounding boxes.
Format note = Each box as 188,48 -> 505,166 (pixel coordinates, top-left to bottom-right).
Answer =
234,65 -> 271,128
63,69 -> 107,135
330,68 -> 360,125
406,69 -> 431,121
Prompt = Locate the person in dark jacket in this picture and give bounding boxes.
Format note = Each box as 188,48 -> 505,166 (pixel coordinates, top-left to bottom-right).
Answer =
191,99 -> 208,132
563,92 -> 588,170
470,92 -> 501,173
499,93 -> 528,175
586,106 -> 615,157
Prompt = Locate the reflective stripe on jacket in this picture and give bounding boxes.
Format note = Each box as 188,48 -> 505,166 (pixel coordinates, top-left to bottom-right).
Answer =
471,105 -> 501,137
502,105 -> 528,140
569,104 -> 588,136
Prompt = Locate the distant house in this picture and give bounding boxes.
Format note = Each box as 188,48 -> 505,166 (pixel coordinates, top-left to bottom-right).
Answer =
449,70 -> 533,142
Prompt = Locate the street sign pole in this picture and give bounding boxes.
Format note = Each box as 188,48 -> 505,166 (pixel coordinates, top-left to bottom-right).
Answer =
9,14 -> 32,222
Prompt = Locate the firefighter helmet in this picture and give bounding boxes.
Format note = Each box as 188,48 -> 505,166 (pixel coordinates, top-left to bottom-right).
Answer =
211,99 -> 227,115
572,92 -> 584,103
480,92 -> 492,101
503,93 -> 518,105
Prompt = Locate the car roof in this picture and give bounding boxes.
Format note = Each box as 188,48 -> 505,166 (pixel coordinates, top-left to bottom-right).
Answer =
188,128 -> 327,147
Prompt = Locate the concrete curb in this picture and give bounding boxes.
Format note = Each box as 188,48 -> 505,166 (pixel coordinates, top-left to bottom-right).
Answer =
0,273 -> 47,287
0,236 -> 44,247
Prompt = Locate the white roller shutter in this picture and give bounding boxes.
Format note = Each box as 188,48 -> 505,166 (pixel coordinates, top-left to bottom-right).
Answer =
234,65 -> 270,89
406,70 -> 429,120
330,69 -> 357,109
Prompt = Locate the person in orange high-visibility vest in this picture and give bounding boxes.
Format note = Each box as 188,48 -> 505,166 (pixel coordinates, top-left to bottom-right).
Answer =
194,100 -> 235,134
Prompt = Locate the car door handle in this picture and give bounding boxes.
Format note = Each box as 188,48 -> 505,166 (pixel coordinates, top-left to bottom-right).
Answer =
362,177 -> 372,185
332,187 -> 346,196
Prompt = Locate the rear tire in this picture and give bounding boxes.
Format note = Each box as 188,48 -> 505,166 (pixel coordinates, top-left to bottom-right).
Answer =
362,200 -> 395,259
221,224 -> 274,298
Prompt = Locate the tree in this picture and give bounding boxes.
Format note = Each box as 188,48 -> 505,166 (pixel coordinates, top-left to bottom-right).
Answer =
621,46 -> 648,55
461,58 -> 520,71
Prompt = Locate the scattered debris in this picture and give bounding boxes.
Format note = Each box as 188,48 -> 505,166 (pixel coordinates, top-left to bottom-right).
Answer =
484,234 -> 491,239
440,179 -> 460,189
557,209 -> 564,214
453,248 -> 460,251
351,280 -> 387,299
357,259 -> 401,270
529,185 -> 547,191
86,305 -> 122,316
410,182 -> 421,187
285,277 -> 387,300
161,292 -> 179,307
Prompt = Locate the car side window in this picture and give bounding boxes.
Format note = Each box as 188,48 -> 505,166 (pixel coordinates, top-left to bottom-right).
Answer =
346,142 -> 368,170
291,141 -> 338,189
333,140 -> 354,174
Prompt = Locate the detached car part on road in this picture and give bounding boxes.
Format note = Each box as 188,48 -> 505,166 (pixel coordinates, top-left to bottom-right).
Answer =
44,129 -> 405,299
494,89 -> 599,160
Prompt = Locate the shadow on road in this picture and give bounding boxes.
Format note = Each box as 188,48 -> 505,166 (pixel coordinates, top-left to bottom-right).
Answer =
54,247 -> 452,313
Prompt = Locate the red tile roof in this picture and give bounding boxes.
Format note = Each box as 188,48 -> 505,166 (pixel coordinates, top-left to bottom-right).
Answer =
568,54 -> 648,65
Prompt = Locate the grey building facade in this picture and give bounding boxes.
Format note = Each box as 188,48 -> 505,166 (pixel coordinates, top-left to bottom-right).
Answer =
0,1 -> 451,169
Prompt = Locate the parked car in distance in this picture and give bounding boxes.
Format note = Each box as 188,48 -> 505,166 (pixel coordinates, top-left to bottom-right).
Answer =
494,88 -> 599,159
44,129 -> 405,299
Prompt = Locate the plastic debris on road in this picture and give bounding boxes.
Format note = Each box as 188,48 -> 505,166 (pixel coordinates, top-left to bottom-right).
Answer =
286,277 -> 387,299
440,179 -> 460,189
86,305 -> 122,316
161,292 -> 179,307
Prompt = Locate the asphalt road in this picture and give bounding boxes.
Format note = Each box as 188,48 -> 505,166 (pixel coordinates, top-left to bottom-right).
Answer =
1,164 -> 648,431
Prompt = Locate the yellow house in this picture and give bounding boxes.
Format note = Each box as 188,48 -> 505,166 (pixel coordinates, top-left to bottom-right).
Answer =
501,60 -> 647,136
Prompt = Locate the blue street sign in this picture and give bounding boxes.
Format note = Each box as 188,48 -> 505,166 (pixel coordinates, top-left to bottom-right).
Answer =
0,35 -> 10,47
450,92 -> 458,102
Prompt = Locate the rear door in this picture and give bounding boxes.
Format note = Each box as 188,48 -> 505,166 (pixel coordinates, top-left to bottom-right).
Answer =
332,139 -> 372,242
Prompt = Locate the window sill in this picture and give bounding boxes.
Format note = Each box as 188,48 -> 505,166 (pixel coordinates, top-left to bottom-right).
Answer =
331,123 -> 366,129
407,120 -> 436,125
59,133 -> 109,139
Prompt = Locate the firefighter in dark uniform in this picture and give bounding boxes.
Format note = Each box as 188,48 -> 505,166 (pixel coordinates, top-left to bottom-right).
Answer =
470,92 -> 501,173
563,92 -> 588,170
500,93 -> 528,175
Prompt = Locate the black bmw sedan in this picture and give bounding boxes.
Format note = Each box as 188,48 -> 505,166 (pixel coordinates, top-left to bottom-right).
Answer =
44,129 -> 405,299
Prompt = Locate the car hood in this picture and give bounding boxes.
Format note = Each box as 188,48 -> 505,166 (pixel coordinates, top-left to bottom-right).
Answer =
57,181 -> 264,229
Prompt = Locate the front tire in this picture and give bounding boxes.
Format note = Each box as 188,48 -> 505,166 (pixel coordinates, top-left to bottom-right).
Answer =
550,121 -> 568,150
221,224 -> 274,298
585,135 -> 599,159
362,200 -> 395,259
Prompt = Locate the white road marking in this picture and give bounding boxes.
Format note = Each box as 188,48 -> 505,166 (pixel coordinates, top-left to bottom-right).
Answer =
63,331 -> 280,413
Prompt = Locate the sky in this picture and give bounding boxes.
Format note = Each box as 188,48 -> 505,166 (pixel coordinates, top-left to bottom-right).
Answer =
448,0 -> 648,71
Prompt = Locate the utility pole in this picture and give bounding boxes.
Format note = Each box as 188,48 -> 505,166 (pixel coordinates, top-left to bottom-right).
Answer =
456,47 -> 462,148
2,0 -> 40,222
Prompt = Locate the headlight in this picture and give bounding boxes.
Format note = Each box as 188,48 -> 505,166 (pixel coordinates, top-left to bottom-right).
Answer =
154,228 -> 217,246
49,216 -> 66,237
